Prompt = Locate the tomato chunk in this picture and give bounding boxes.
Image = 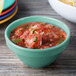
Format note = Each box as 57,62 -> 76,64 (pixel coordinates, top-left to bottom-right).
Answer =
15,28 -> 24,36
25,34 -> 42,49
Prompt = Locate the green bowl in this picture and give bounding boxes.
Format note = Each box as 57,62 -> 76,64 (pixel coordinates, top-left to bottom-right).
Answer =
5,16 -> 70,68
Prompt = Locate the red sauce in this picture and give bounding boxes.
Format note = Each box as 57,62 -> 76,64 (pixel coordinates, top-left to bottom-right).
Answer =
9,22 -> 67,49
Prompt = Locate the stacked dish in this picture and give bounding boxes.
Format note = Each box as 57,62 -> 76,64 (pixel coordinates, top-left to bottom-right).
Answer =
0,0 -> 18,24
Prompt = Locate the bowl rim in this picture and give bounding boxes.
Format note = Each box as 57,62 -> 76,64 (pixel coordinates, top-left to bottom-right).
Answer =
51,0 -> 76,9
5,16 -> 70,52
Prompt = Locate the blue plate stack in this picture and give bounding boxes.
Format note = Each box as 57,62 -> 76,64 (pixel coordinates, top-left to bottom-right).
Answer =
0,0 -> 18,24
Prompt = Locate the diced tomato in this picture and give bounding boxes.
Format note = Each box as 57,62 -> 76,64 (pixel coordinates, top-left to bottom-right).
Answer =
40,45 -> 50,49
32,23 -> 46,31
25,34 -> 42,49
63,32 -> 67,39
15,28 -> 24,36
10,35 -> 20,42
20,30 -> 29,39
16,41 -> 25,47
45,24 -> 53,29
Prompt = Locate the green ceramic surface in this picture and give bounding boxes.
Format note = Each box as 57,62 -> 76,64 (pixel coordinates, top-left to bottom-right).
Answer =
3,0 -> 15,10
5,16 -> 70,68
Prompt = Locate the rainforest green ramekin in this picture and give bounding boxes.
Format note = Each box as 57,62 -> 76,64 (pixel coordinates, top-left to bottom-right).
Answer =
5,16 -> 70,68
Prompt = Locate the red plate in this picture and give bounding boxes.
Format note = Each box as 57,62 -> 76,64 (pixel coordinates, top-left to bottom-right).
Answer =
0,0 -> 17,16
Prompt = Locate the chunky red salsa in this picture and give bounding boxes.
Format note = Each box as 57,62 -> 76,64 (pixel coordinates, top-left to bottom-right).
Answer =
10,22 -> 67,49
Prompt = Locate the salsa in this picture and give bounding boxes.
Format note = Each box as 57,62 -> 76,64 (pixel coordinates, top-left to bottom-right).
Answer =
9,22 -> 67,49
